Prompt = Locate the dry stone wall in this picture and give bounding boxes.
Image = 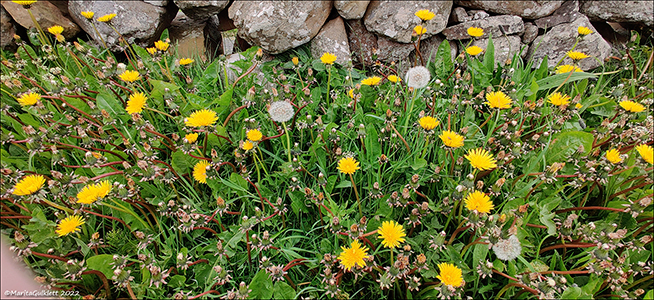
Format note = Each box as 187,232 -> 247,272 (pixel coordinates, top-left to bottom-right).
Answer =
2,0 -> 652,71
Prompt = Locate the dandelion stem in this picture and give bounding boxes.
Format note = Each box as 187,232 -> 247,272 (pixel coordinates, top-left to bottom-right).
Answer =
349,173 -> 362,217
282,122 -> 292,163
326,65 -> 332,105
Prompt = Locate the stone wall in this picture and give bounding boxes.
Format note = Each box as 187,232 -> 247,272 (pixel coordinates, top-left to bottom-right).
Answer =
2,1 -> 652,71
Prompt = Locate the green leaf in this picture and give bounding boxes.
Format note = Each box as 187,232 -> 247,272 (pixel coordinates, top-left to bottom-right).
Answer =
273,281 -> 296,299
412,158 -> 427,170
149,79 -> 180,102
560,287 -> 584,299
546,130 -> 594,163
159,28 -> 169,41
483,36 -> 495,71
581,276 -> 603,295
643,290 -> 653,300
96,92 -> 124,116
86,254 -> 115,279
539,196 -> 563,235
249,270 -> 273,299
335,180 -> 352,189
172,151 -> 193,174
215,89 -> 234,119
168,275 -> 186,288
430,40 -> 453,78
536,72 -> 597,91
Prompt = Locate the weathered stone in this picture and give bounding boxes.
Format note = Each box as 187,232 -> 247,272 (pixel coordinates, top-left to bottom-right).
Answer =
228,1 -> 332,54
467,9 -> 489,20
593,21 -> 629,50
455,0 -> 564,19
173,0 -> 229,21
472,35 -> 525,66
449,6 -> 470,23
346,19 -> 377,67
143,0 -> 169,7
311,17 -> 352,65
49,0 -> 71,18
377,36 -> 414,63
208,8 -> 235,32
528,16 -> 611,70
3,0 -> 80,39
364,0 -> 452,43
522,22 -> 538,44
335,0 -> 370,20
68,0 -> 177,51
169,11 -> 211,61
442,15 -> 524,40
414,34 -> 458,64
1,6 -> 17,50
581,1 -> 653,27
534,0 -> 582,29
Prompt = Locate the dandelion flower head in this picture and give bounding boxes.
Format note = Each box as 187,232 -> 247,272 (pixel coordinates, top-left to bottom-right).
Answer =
48,25 -> 63,35
635,144 -> 653,165
415,9 -> 435,21
338,240 -> 370,271
418,116 -> 439,131
485,91 -> 512,109
493,235 -> 522,261
465,148 -> 497,171
185,109 -> 218,127
436,263 -> 463,287
387,75 -> 401,83
377,220 -> 406,249
548,92 -> 571,106
126,92 -> 147,114
119,70 -> 140,82
361,76 -> 382,86
193,160 -> 210,183
464,190 -> 494,214
17,92 -> 41,106
12,0 -> 37,6
80,11 -> 94,19
184,133 -> 198,143
605,149 -> 622,164
154,40 -> 169,51
268,101 -> 294,123
439,130 -> 465,148
405,66 -> 431,89
466,45 -> 483,56
97,13 -> 116,23
56,215 -> 85,237
414,25 -> 427,35
556,64 -> 582,74
619,100 -> 645,113
467,27 -> 484,37
578,26 -> 593,35
179,58 -> 194,66
12,174 -> 45,196
241,140 -> 254,151
337,157 -> 360,175
77,181 -> 111,204
247,129 -> 263,142
320,52 -> 337,65
567,51 -> 588,61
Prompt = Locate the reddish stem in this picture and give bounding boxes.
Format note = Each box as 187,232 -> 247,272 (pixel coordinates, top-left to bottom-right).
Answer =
555,206 -> 626,214
539,243 -> 596,254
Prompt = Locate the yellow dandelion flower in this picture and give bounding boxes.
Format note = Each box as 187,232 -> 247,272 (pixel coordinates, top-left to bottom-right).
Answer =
555,64 -> 583,74
56,215 -> 85,237
147,47 -> 157,55
193,160 -> 210,183
575,103 -> 583,109
12,174 -> 45,196
567,51 -> 588,61
76,181 -> 111,204
154,40 -> 169,52
241,140 -> 254,151
17,92 -> 41,106
185,109 -> 218,127
635,144 -> 653,165
387,75 -> 401,83
185,133 -> 198,143
338,240 -> 370,271
465,148 -> 497,171
97,13 -> 116,23
361,76 -> 382,86
415,9 -> 435,21
605,149 -> 622,164
467,27 -> 484,37
377,220 -> 406,249
485,91 -> 512,109
125,92 -> 147,114
619,100 -> 645,113
414,25 -> 427,35
436,263 -> 463,287
247,129 -> 263,142
80,11 -> 94,20
464,190 -> 494,214
47,25 -> 63,35
439,130 -> 465,148
321,52 -> 337,65
337,157 -> 360,175
292,57 -> 299,66
12,0 -> 37,6
348,89 -> 355,99
119,70 -> 140,82
179,58 -> 194,66
465,45 -> 483,56
578,26 -> 593,36
548,92 -> 571,106
418,116 -> 439,131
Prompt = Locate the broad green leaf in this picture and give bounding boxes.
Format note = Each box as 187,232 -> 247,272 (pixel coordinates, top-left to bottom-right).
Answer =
546,130 -> 594,163
168,275 -> 186,288
536,72 -> 597,91
483,36 -> 495,71
96,92 -> 123,116
86,254 -> 114,279
172,151 -> 193,174
273,281 -> 296,300
249,270 -> 273,299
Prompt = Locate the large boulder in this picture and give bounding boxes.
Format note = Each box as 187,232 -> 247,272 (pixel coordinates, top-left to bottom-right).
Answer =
580,1 -> 653,27
1,6 -> 17,50
228,1 -> 332,54
311,17 -> 352,65
346,19 -> 378,67
2,0 -> 80,39
172,0 -> 229,21
68,0 -> 177,51
364,0 -> 452,43
335,0 -> 370,20
455,0 -> 564,19
169,11 -> 213,61
534,0 -> 582,29
528,16 -> 610,70
472,35 -> 526,66
442,15 -> 524,40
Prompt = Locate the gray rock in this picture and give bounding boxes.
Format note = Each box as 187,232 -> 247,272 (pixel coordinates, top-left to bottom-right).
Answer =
449,6 -> 470,23
228,1 -> 332,54
456,0 -> 564,19
414,34 -> 458,64
311,17 -> 352,65
173,0 -> 229,21
364,0 -> 452,43
534,0 -> 582,29
3,0 -> 80,39
522,22 -> 538,44
50,0 -> 72,18
528,16 -> 610,70
442,15 -> 524,40
377,36 -> 415,63
1,6 -> 16,50
346,19 -> 378,67
581,0 -> 653,27
169,11 -> 213,61
467,9 -> 489,20
143,0 -> 169,7
472,35 -> 526,66
335,0 -> 370,20
68,0 -> 177,51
